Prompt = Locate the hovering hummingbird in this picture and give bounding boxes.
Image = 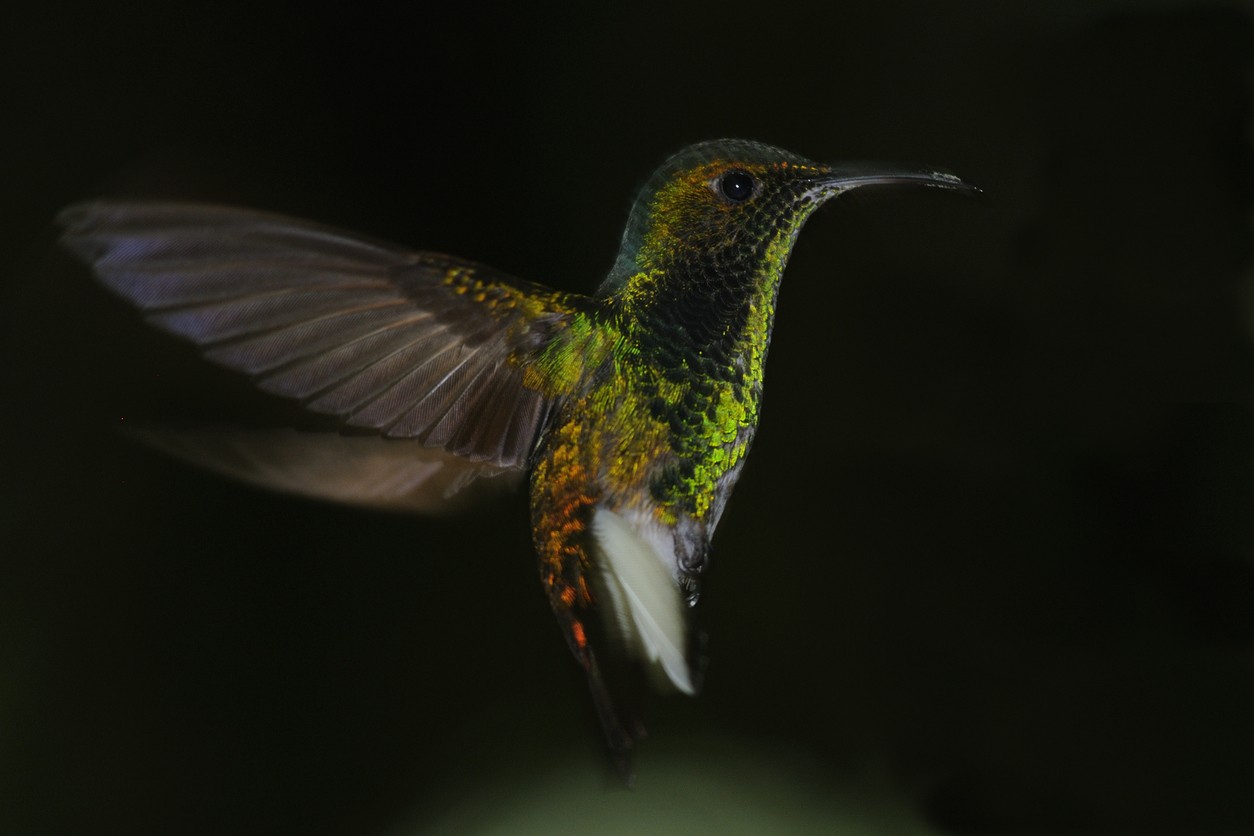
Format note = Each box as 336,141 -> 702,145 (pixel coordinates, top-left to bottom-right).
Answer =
59,139 -> 975,761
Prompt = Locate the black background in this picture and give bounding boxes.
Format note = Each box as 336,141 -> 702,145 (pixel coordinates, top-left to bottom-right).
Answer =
4,1 -> 1253,833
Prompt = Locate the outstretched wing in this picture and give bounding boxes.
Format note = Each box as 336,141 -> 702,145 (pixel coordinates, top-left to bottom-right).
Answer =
124,425 -> 519,513
59,201 -> 588,469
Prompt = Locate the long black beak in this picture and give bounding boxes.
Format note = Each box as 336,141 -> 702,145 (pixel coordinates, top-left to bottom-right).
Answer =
808,164 -> 981,199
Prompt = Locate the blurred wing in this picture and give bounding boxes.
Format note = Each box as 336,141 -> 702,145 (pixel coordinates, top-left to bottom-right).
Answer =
126,426 -> 517,513
59,201 -> 588,469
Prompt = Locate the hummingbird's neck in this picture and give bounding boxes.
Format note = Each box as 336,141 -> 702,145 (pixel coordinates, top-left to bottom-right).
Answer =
608,245 -> 790,377
601,203 -> 817,375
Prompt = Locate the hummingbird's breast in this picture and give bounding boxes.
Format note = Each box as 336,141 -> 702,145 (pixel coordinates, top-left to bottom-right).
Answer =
531,292 -> 774,544
525,270 -> 781,705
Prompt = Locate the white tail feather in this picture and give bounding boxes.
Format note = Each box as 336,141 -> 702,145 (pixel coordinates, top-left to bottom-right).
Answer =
591,508 -> 694,694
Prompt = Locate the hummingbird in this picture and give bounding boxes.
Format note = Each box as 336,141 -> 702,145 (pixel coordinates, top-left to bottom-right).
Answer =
59,139 -> 975,761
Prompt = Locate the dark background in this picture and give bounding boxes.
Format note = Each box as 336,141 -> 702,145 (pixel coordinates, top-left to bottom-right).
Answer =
4,1 -> 1253,833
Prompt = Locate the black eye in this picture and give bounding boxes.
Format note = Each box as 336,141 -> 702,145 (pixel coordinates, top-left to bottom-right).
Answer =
719,169 -> 756,203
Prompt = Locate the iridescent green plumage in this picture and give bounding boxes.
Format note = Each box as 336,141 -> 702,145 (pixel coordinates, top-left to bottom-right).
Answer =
529,142 -> 877,751
58,139 -> 975,764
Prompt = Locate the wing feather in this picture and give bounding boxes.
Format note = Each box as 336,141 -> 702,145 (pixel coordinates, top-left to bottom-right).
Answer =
122,426 -> 517,513
59,201 -> 589,468
205,308 -> 428,374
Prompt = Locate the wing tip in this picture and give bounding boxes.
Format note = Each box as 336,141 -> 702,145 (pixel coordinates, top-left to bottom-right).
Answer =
56,201 -> 106,263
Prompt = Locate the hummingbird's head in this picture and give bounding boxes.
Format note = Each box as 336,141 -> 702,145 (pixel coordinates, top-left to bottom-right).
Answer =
601,138 -> 975,297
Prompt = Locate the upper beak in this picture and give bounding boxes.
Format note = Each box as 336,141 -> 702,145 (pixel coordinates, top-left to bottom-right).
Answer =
807,164 -> 981,200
